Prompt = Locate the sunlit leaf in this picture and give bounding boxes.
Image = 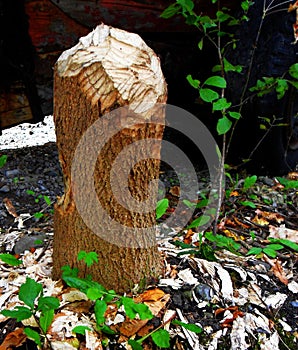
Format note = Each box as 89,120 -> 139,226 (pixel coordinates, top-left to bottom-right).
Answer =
156,198 -> 169,219
213,98 -> 231,111
40,309 -> 54,333
72,325 -> 92,335
0,254 -> 22,266
151,329 -> 170,348
186,74 -> 200,89
217,116 -> 232,135
172,319 -> 202,333
1,306 -> 32,322
200,88 -> 219,102
19,278 -> 43,310
204,76 -> 227,88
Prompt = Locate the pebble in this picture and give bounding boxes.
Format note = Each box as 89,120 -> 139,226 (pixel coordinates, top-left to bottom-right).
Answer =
0,185 -> 10,193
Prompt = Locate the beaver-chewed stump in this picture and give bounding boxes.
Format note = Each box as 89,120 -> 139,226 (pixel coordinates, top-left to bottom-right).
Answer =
52,24 -> 167,292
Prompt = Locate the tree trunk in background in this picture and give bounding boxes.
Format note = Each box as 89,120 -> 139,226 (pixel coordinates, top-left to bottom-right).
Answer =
52,24 -> 167,292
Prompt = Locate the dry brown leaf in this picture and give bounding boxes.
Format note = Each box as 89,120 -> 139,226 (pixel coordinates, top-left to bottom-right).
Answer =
183,229 -> 194,244
169,185 -> 180,197
288,171 -> 298,180
288,1 -> 298,12
229,191 -> 240,197
0,328 -> 27,350
3,198 -> 18,218
119,318 -> 148,337
255,209 -> 284,224
138,288 -> 165,302
263,255 -> 289,285
252,215 -> 269,226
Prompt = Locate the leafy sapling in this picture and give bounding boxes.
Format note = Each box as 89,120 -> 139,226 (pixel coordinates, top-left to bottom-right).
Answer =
0,277 -> 60,348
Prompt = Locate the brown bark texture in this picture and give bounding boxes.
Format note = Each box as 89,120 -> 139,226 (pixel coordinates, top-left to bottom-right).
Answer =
52,24 -> 167,292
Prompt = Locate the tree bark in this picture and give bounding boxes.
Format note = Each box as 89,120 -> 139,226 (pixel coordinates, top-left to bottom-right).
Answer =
52,24 -> 167,292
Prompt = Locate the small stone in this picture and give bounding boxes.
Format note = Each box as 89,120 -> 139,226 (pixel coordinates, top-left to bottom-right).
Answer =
5,169 -> 20,178
0,185 -> 10,193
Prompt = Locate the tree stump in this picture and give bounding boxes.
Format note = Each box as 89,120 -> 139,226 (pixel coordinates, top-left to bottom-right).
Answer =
52,24 -> 167,292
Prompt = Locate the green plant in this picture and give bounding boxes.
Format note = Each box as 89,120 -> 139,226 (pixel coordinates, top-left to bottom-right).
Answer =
26,190 -> 53,219
0,154 -> 7,168
250,63 -> 298,99
156,198 -> 169,219
1,277 -> 60,348
0,253 -> 22,266
0,250 -> 204,349
247,238 -> 298,258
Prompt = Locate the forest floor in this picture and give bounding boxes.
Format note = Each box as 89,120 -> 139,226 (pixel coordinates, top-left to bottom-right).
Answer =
0,119 -> 297,350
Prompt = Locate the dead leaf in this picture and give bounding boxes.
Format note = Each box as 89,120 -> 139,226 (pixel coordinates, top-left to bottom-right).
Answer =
252,215 -> 269,226
183,229 -> 194,244
255,209 -> 284,224
263,256 -> 289,285
138,288 -> 165,302
288,1 -> 298,12
0,328 -> 27,350
169,186 -> 180,197
288,171 -> 298,180
269,225 -> 298,243
3,198 -> 18,218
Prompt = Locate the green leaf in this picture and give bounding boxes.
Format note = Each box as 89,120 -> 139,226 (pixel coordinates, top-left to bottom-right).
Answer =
151,329 -> 170,348
276,177 -> 298,189
0,155 -> 7,168
37,296 -> 60,312
289,80 -> 298,89
263,247 -> 277,258
97,324 -> 116,335
243,175 -> 257,190
33,212 -> 44,219
246,247 -> 263,256
268,238 -> 298,252
128,339 -> 143,350
266,244 -> 284,251
72,325 -> 92,335
63,275 -> 104,294
40,309 -> 54,333
43,195 -> 52,206
217,116 -> 232,135
186,74 -> 200,89
177,0 -> 194,12
77,251 -> 98,267
289,63 -> 298,79
228,111 -> 241,120
121,297 -> 153,320
223,58 -> 242,73
216,10 -> 231,23
275,79 -> 288,99
187,215 -> 210,229
86,287 -> 105,300
19,278 -> 43,310
212,98 -> 231,111
198,38 -> 203,50
156,198 -> 169,220
94,299 -> 107,325
26,189 -> 35,196
160,3 -> 180,19
24,327 -> 42,347
0,253 -> 22,266
1,306 -> 32,322
199,88 -> 219,102
61,265 -> 79,278
172,320 -> 202,333
204,76 -> 227,88
240,200 -> 256,208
